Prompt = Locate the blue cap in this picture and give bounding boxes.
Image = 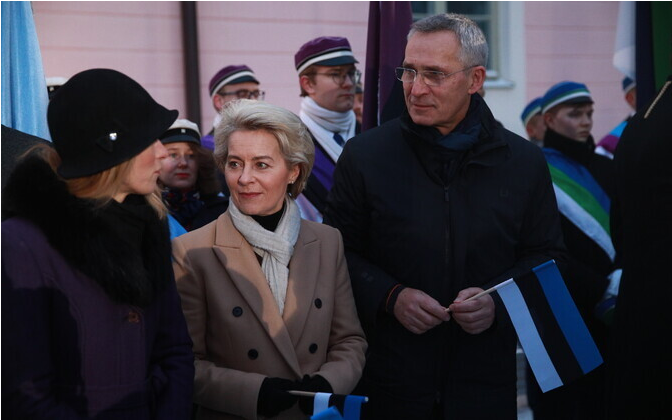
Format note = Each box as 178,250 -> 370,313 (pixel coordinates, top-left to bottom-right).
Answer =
622,76 -> 636,94
541,81 -> 593,114
521,97 -> 543,127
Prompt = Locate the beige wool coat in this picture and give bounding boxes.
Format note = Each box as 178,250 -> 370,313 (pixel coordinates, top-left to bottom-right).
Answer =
172,211 -> 367,420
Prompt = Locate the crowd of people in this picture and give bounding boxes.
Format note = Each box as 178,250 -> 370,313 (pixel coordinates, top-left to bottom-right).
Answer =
2,11 -> 670,420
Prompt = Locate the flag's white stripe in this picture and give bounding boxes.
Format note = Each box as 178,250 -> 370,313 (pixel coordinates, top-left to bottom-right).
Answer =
553,185 -> 616,261
313,392 -> 331,415
498,281 -> 563,393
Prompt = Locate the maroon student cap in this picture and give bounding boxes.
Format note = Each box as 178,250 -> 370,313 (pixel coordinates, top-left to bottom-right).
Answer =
208,65 -> 259,99
294,36 -> 358,74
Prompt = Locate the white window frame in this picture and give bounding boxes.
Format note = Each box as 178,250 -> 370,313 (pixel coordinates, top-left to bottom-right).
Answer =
411,1 -> 515,89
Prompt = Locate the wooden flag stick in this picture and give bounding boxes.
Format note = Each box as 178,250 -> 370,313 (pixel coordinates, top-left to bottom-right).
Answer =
445,278 -> 513,312
287,390 -> 369,402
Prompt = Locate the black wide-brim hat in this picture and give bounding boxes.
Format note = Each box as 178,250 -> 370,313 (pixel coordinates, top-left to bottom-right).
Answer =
48,68 -> 178,179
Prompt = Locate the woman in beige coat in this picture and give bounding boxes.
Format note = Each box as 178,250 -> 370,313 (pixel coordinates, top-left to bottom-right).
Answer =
172,100 -> 366,420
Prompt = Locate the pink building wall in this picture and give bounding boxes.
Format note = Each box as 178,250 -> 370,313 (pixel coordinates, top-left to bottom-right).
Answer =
32,1 -> 369,134
524,2 -> 631,140
32,1 -> 628,141
33,2 -> 186,117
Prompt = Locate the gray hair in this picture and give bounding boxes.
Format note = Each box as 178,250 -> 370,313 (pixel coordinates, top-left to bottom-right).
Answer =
408,13 -> 488,68
213,99 -> 314,198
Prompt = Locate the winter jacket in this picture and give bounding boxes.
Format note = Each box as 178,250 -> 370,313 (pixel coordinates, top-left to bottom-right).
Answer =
324,94 -> 565,419
1,156 -> 195,419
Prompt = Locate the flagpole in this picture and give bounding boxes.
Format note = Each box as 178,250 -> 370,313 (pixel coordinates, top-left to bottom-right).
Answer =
445,278 -> 513,312
287,390 -> 369,402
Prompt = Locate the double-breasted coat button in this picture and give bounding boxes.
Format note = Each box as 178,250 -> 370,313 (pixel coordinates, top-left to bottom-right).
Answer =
314,298 -> 322,309
309,343 -> 318,354
232,306 -> 243,317
248,349 -> 259,360
127,310 -> 140,323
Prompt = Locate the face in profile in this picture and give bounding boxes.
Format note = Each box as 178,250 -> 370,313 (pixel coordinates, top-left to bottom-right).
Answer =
545,103 -> 594,142
159,142 -> 198,191
224,129 -> 299,216
116,140 -> 167,202
304,64 -> 357,113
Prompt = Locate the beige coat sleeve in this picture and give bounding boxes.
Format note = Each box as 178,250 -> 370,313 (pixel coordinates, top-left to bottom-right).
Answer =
172,236 -> 264,420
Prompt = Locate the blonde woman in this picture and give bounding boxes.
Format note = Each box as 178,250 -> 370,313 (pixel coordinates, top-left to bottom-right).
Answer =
2,69 -> 195,419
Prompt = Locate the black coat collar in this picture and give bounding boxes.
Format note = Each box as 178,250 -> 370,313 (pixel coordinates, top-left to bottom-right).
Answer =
543,129 -> 596,167
399,94 -> 510,185
2,155 -> 171,306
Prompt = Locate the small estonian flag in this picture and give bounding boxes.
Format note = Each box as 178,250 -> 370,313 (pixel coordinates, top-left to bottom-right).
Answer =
310,393 -> 367,420
497,260 -> 603,392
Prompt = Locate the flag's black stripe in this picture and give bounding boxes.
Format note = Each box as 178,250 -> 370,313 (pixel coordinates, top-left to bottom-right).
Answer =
329,394 -> 346,414
515,271 -> 584,385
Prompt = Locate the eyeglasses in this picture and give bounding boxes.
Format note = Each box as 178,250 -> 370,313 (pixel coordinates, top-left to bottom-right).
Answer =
395,66 -> 476,87
218,89 -> 265,100
313,69 -> 361,86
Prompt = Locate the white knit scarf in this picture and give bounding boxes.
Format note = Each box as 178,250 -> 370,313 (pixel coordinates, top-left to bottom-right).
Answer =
228,196 -> 301,315
299,96 -> 356,163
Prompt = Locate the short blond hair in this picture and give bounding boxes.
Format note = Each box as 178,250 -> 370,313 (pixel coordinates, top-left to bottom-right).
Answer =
214,99 -> 314,198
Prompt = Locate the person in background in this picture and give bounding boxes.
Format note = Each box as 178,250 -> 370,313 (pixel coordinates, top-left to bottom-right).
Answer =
324,13 -> 564,419
172,100 -> 366,420
159,118 -> 228,234
521,96 -> 546,147
595,77 -> 637,159
529,81 -> 618,420
201,65 -> 263,151
294,36 -> 361,221
607,75 -> 672,420
2,68 -> 194,419
353,82 -> 364,125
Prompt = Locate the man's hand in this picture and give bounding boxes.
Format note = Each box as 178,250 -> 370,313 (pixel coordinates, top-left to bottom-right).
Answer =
448,287 -> 495,334
393,287 -> 451,334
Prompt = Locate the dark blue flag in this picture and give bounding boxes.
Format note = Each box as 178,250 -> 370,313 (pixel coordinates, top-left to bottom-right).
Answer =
362,2 -> 412,131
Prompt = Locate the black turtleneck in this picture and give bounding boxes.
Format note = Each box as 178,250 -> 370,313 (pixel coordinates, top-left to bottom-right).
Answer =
543,128 -> 596,167
251,203 -> 285,232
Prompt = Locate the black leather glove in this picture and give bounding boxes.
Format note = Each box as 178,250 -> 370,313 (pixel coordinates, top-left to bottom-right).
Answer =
257,377 -> 299,418
297,374 -> 333,415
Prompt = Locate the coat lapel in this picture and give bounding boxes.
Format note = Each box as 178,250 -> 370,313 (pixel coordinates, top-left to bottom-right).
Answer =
283,221 -> 320,347
213,212 -> 302,377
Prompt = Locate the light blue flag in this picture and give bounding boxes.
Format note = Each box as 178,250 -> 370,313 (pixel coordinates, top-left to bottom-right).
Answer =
2,1 -> 51,140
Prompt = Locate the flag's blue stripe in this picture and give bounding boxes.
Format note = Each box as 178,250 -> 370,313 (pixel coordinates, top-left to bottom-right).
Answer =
313,392 -> 331,416
311,406 -> 343,420
543,148 -> 610,213
498,280 -> 563,392
343,395 -> 366,420
534,261 -> 603,373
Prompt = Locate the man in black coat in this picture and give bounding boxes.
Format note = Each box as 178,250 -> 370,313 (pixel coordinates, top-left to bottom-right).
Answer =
323,13 -> 564,420
607,76 -> 672,418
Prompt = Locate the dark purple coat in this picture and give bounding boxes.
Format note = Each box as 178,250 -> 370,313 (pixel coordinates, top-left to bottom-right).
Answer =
2,218 -> 194,419
1,156 -> 195,419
